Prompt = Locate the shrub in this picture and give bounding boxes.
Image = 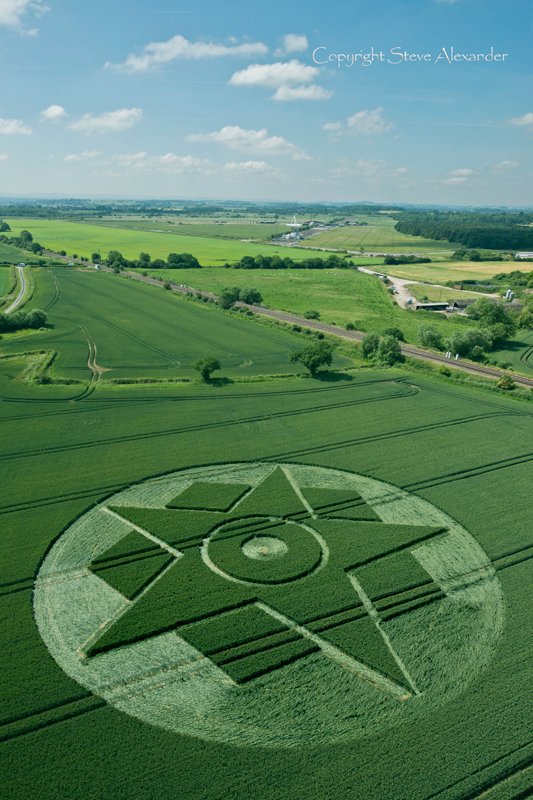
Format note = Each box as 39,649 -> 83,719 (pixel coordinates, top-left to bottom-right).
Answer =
303,310 -> 320,320
418,326 -> 444,350
497,375 -> 516,391
382,326 -> 405,342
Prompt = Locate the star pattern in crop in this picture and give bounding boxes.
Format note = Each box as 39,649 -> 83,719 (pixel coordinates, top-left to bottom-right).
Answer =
89,467 -> 447,689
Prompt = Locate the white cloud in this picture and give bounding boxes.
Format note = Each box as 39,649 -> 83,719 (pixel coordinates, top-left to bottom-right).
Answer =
325,108 -> 392,136
0,0 -> 49,31
0,117 -> 32,135
115,152 -> 211,174
64,150 -> 102,162
188,125 -> 309,160
224,160 -> 272,173
507,112 -> 533,128
106,34 -> 267,72
68,108 -> 142,135
444,176 -> 468,185
493,159 -> 520,171
41,104 -> 67,121
275,34 -> 308,56
346,108 -> 392,135
273,84 -> 332,102
0,153 -> 8,160
450,167 -> 476,177
230,59 -> 318,88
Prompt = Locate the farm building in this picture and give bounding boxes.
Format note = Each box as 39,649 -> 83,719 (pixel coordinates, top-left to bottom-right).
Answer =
448,299 -> 478,311
515,252 -> 533,260
415,302 -> 449,312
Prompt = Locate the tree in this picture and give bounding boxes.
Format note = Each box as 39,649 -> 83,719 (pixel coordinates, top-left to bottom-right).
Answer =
26,308 -> 47,329
303,310 -> 320,320
290,341 -> 335,376
138,252 -> 151,265
167,252 -> 200,269
516,307 -> 533,330
107,250 -> 125,269
219,287 -> 241,309
0,221 -> 10,232
238,287 -> 263,304
193,357 -> 221,382
376,335 -> 404,365
382,326 -> 405,342
91,253 -> 101,264
466,297 -> 516,338
418,326 -> 444,350
361,333 -> 380,359
446,328 -> 492,359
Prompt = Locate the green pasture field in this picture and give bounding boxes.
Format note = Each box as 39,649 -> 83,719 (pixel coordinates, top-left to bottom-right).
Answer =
4,218 -> 380,267
144,266 -> 478,344
95,217 -> 289,240
0,267 -> 351,381
0,241 -> 27,264
0,265 -> 14,296
407,282 -> 491,302
304,215 -> 456,254
0,328 -> 531,800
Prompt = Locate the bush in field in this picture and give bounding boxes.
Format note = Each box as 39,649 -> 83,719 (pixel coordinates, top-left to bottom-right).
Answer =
382,326 -> 405,342
238,287 -> 263,305
376,335 -> 404,366
497,375 -> 516,391
418,326 -> 444,350
193,357 -> 221,382
304,310 -> 320,320
290,340 -> 335,376
219,287 -> 241,309
361,333 -> 380,359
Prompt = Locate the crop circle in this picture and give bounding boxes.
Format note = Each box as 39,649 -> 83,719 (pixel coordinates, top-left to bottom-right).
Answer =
34,462 -> 504,748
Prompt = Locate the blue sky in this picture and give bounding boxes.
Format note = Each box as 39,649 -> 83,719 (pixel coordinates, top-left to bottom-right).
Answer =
0,0 -> 531,205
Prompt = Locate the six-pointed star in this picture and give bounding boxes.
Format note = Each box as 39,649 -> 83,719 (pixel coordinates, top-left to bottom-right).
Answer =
89,468 -> 447,689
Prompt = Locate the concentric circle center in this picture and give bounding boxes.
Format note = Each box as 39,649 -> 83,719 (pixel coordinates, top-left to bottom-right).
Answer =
242,536 -> 289,561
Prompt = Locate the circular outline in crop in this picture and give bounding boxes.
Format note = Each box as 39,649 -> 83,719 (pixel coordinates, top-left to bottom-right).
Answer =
34,461 -> 505,748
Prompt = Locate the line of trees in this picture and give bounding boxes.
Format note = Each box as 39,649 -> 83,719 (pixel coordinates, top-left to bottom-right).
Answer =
225,254 -> 353,270
0,308 -> 47,333
394,210 -> 533,250
0,228 -> 45,255
106,250 -> 201,271
218,286 -> 263,309
384,255 -> 431,265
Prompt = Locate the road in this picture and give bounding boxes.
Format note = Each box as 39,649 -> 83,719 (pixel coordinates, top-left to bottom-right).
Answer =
4,266 -> 27,314
114,268 -> 533,389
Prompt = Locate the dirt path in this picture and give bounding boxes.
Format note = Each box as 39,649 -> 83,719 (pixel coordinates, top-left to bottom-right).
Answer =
4,266 -> 27,314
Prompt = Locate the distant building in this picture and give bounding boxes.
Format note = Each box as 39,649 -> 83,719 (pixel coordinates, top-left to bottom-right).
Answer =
515,252 -> 533,260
